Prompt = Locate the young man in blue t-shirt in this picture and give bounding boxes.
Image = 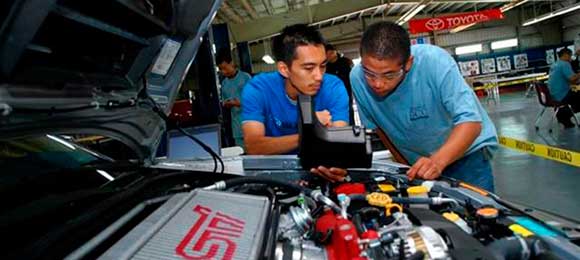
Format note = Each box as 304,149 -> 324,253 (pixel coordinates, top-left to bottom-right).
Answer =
312,22 -> 498,191
548,48 -> 580,128
241,24 -> 349,155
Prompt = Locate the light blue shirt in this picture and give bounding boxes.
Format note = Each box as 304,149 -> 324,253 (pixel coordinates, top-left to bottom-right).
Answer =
548,60 -> 574,101
221,71 -> 252,138
350,44 -> 498,164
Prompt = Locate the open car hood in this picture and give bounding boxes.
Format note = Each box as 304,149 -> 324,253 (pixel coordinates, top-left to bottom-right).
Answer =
0,0 -> 222,164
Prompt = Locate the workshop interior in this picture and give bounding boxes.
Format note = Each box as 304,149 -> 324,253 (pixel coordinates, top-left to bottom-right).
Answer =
1,0 -> 580,259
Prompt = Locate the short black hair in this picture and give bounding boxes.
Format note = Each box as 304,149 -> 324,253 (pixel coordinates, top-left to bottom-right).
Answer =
216,48 -> 233,65
325,43 -> 336,51
558,48 -> 572,58
272,24 -> 326,65
360,21 -> 410,64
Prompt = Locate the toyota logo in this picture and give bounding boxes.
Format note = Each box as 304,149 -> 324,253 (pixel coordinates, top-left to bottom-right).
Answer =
425,18 -> 445,31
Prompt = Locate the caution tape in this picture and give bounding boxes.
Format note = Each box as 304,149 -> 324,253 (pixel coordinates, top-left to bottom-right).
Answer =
499,136 -> 580,167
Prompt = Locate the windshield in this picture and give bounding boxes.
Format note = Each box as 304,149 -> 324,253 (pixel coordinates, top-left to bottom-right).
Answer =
0,135 -> 125,210
1,135 -> 104,174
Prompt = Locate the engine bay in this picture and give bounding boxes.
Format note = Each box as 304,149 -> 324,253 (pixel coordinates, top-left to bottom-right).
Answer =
69,171 -> 579,260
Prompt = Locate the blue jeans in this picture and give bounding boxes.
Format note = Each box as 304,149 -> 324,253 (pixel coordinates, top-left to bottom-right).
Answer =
442,148 -> 495,192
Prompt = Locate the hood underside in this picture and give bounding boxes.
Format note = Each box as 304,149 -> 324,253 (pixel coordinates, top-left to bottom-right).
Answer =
0,0 -> 223,162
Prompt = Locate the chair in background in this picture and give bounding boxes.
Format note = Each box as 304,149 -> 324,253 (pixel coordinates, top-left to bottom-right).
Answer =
534,83 -> 579,132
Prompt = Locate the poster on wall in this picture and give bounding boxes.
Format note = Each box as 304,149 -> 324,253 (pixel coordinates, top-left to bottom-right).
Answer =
514,54 -> 528,69
546,49 -> 555,64
481,58 -> 496,74
410,37 -> 431,45
496,56 -> 511,71
458,60 -> 480,76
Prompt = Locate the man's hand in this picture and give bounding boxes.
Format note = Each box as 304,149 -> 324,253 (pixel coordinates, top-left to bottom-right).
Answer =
231,98 -> 241,107
223,100 -> 234,108
310,166 -> 347,183
316,110 -> 332,127
407,157 -> 444,181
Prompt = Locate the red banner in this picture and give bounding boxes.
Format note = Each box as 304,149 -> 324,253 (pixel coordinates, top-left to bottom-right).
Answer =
409,9 -> 504,34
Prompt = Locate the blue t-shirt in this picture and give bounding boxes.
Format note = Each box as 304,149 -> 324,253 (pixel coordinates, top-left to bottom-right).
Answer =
221,71 -> 252,138
548,60 -> 574,101
242,72 -> 349,139
350,44 -> 498,164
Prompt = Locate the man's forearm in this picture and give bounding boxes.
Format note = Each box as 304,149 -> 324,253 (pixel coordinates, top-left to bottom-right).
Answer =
332,120 -> 348,127
570,73 -> 580,84
245,134 -> 299,155
430,122 -> 482,168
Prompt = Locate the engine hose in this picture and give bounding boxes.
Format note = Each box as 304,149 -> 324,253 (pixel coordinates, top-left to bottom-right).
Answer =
391,197 -> 432,204
348,194 -> 457,206
353,213 -> 366,235
204,176 -> 311,194
203,176 -> 341,212
487,236 -> 535,260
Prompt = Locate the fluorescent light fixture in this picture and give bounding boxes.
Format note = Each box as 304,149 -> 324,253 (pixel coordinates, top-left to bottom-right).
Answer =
523,2 -> 580,26
262,54 -> 275,64
500,0 -> 530,13
96,169 -> 115,181
450,23 -> 476,34
397,4 -> 427,25
47,134 -> 76,150
452,0 -> 531,34
455,44 -> 482,55
491,38 -> 518,50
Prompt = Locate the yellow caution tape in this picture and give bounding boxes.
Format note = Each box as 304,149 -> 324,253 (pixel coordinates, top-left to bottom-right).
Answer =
499,136 -> 580,167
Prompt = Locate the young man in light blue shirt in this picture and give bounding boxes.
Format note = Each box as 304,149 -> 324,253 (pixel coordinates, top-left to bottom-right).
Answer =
241,24 -> 349,155
547,48 -> 580,128
217,51 -> 252,149
312,21 -> 498,191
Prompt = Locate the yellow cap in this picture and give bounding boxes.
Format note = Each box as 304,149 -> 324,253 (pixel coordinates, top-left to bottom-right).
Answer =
407,186 -> 428,195
509,224 -> 534,237
378,184 -> 396,193
442,212 -> 460,222
366,192 -> 392,207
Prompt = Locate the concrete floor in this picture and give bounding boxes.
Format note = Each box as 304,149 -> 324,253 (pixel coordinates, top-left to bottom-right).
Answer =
483,91 -> 580,221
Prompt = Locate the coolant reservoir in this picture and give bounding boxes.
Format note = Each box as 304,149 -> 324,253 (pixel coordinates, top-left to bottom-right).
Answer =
407,186 -> 429,209
442,212 -> 472,234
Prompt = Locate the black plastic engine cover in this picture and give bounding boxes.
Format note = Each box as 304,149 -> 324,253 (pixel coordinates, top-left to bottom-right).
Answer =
407,208 -> 499,260
297,95 -> 372,170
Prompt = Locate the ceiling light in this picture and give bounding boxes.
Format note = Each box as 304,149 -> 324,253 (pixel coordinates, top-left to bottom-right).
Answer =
450,23 -> 476,34
491,38 -> 518,49
500,0 -> 530,13
397,4 -> 427,25
522,2 -> 580,26
455,44 -> 482,55
262,54 -> 275,64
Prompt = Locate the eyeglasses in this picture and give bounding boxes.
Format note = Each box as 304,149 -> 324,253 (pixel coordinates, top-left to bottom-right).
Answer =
362,67 -> 405,81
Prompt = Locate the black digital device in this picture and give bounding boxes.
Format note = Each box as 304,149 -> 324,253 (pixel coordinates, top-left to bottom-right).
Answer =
297,95 -> 372,169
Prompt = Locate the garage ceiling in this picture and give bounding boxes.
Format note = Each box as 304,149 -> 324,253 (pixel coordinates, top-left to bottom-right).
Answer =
214,0 -> 570,43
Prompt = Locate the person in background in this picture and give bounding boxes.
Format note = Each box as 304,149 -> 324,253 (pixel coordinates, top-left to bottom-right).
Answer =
325,44 -> 354,98
571,47 -> 580,73
216,50 -> 252,149
311,21 -> 498,192
326,43 -> 355,122
241,24 -> 349,155
548,48 -> 580,128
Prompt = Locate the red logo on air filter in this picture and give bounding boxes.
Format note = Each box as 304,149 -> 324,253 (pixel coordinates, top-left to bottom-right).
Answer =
176,205 -> 245,260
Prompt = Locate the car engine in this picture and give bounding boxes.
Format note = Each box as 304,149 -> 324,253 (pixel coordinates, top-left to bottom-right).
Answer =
70,172 -> 576,260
